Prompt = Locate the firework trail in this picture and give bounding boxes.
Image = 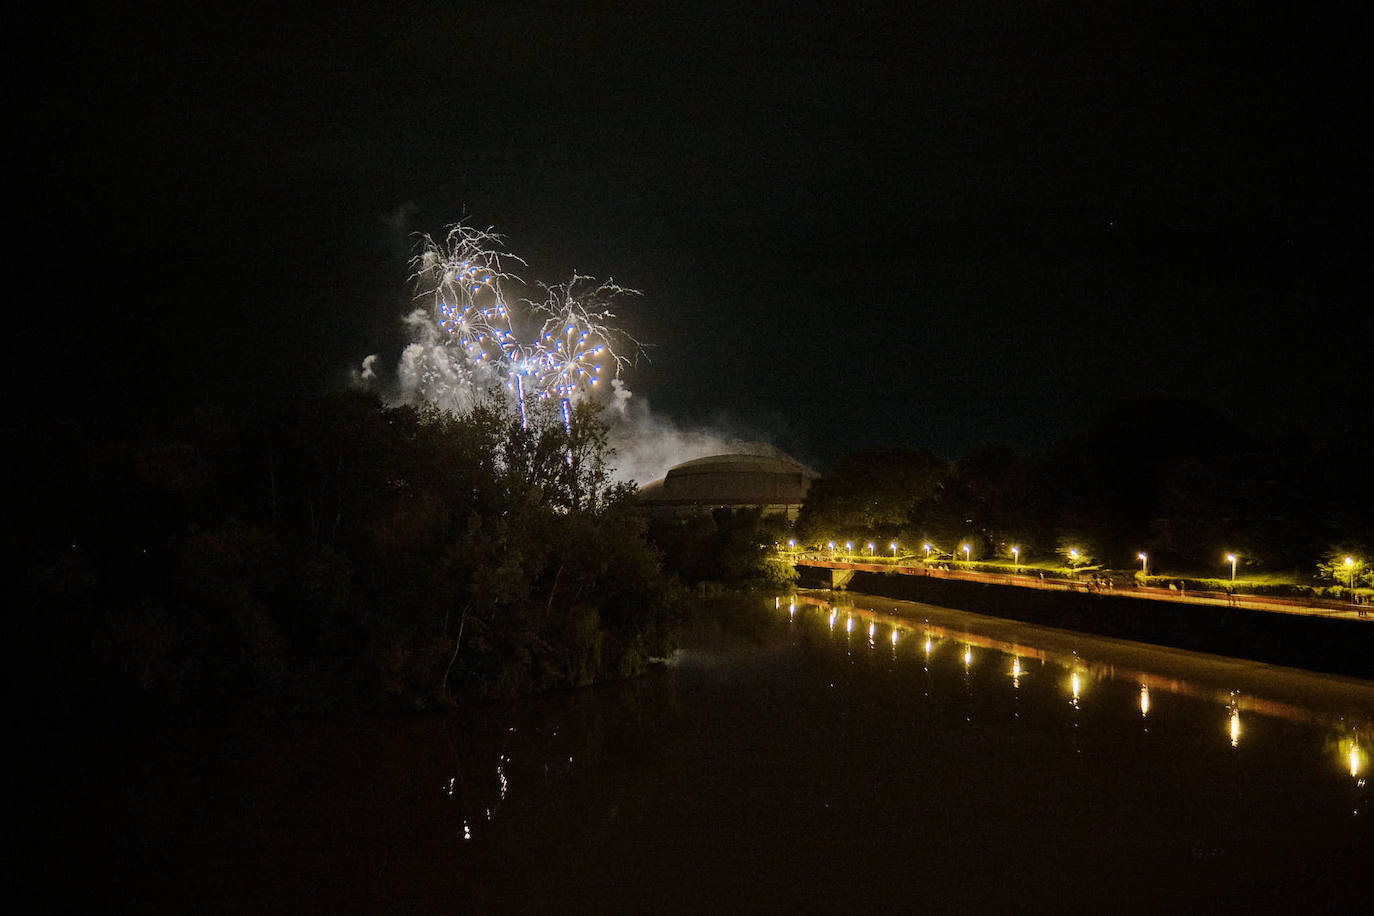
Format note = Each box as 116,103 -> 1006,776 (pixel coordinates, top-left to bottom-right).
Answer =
403,224 -> 639,429
528,275 -> 638,433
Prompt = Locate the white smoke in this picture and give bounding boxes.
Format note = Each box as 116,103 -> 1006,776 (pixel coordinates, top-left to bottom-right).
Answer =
601,379 -> 784,487
350,353 -> 379,387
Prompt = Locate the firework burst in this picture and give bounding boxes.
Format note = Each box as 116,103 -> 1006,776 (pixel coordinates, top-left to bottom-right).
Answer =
404,224 -> 640,428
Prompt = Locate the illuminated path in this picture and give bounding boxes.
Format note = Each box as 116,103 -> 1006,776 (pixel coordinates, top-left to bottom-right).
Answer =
793,559 -> 1373,622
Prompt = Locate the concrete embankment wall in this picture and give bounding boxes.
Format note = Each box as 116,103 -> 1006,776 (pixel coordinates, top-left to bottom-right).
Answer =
797,567 -> 1374,680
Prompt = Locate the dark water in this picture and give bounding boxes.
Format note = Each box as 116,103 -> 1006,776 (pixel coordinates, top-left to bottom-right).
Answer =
28,593 -> 1373,912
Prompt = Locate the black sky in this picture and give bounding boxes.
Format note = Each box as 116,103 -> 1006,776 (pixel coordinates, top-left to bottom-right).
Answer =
15,1 -> 1371,465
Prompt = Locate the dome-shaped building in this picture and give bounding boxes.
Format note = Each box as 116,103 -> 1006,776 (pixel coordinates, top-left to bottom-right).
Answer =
636,452 -> 820,520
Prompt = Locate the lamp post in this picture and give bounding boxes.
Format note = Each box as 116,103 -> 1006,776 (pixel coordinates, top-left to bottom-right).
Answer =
1226,553 -> 1237,586
845,541 -> 853,559
1011,545 -> 1019,571
1138,552 -> 1148,578
867,542 -> 875,557
962,543 -> 971,563
1346,556 -> 1356,607
828,541 -> 835,559
890,541 -> 898,559
923,543 -> 932,561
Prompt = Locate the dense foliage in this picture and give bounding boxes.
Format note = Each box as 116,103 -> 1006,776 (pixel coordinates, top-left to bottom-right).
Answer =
14,394 -> 684,721
797,398 -> 1373,579
646,507 -> 798,590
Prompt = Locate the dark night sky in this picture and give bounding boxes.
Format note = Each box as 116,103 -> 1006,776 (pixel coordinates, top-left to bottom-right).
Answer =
14,1 -> 1372,466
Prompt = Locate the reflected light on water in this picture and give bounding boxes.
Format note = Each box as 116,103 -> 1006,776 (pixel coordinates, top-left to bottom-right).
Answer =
789,593 -> 1374,801
1340,738 -> 1366,779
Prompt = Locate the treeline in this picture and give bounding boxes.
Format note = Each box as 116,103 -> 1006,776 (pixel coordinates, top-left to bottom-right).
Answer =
14,394 -> 684,721
797,397 -> 1373,578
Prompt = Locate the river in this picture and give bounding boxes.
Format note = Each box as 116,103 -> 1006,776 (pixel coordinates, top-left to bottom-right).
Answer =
27,591 -> 1372,912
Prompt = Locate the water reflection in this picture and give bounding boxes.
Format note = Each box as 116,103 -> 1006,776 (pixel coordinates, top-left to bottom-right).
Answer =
58,591 -> 1371,911
784,591 -> 1374,788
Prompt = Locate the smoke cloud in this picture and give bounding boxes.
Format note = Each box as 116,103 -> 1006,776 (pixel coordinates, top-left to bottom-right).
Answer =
600,380 -> 785,487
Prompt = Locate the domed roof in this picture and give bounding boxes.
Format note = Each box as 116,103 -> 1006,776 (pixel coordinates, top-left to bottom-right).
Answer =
638,451 -> 819,509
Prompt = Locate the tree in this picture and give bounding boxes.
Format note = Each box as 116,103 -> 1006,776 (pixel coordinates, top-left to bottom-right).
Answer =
797,448 -> 947,543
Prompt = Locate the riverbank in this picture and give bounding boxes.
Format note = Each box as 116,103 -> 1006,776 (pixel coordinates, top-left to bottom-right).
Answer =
796,564 -> 1374,680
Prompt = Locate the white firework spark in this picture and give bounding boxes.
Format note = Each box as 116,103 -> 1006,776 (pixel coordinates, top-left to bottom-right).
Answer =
403,224 -> 640,429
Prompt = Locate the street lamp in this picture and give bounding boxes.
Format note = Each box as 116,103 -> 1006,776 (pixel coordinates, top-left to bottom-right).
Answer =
867,541 -> 875,556
1011,545 -> 1019,570
890,541 -> 898,559
828,540 -> 835,559
962,543 -> 971,562
1226,553 -> 1237,586
845,540 -> 853,558
1138,552 -> 1148,577
923,543 -> 932,561
1346,556 -> 1356,606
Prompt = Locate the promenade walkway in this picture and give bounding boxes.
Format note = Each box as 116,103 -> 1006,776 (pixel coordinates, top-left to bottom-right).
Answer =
795,558 -> 1372,623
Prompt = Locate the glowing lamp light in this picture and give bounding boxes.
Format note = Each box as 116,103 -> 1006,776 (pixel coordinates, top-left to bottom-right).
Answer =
962,543 -> 971,561
890,541 -> 898,557
1138,552 -> 1148,577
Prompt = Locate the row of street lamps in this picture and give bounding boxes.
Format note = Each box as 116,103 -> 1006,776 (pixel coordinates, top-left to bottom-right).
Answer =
796,538 -> 1363,596
791,541 -> 1357,590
